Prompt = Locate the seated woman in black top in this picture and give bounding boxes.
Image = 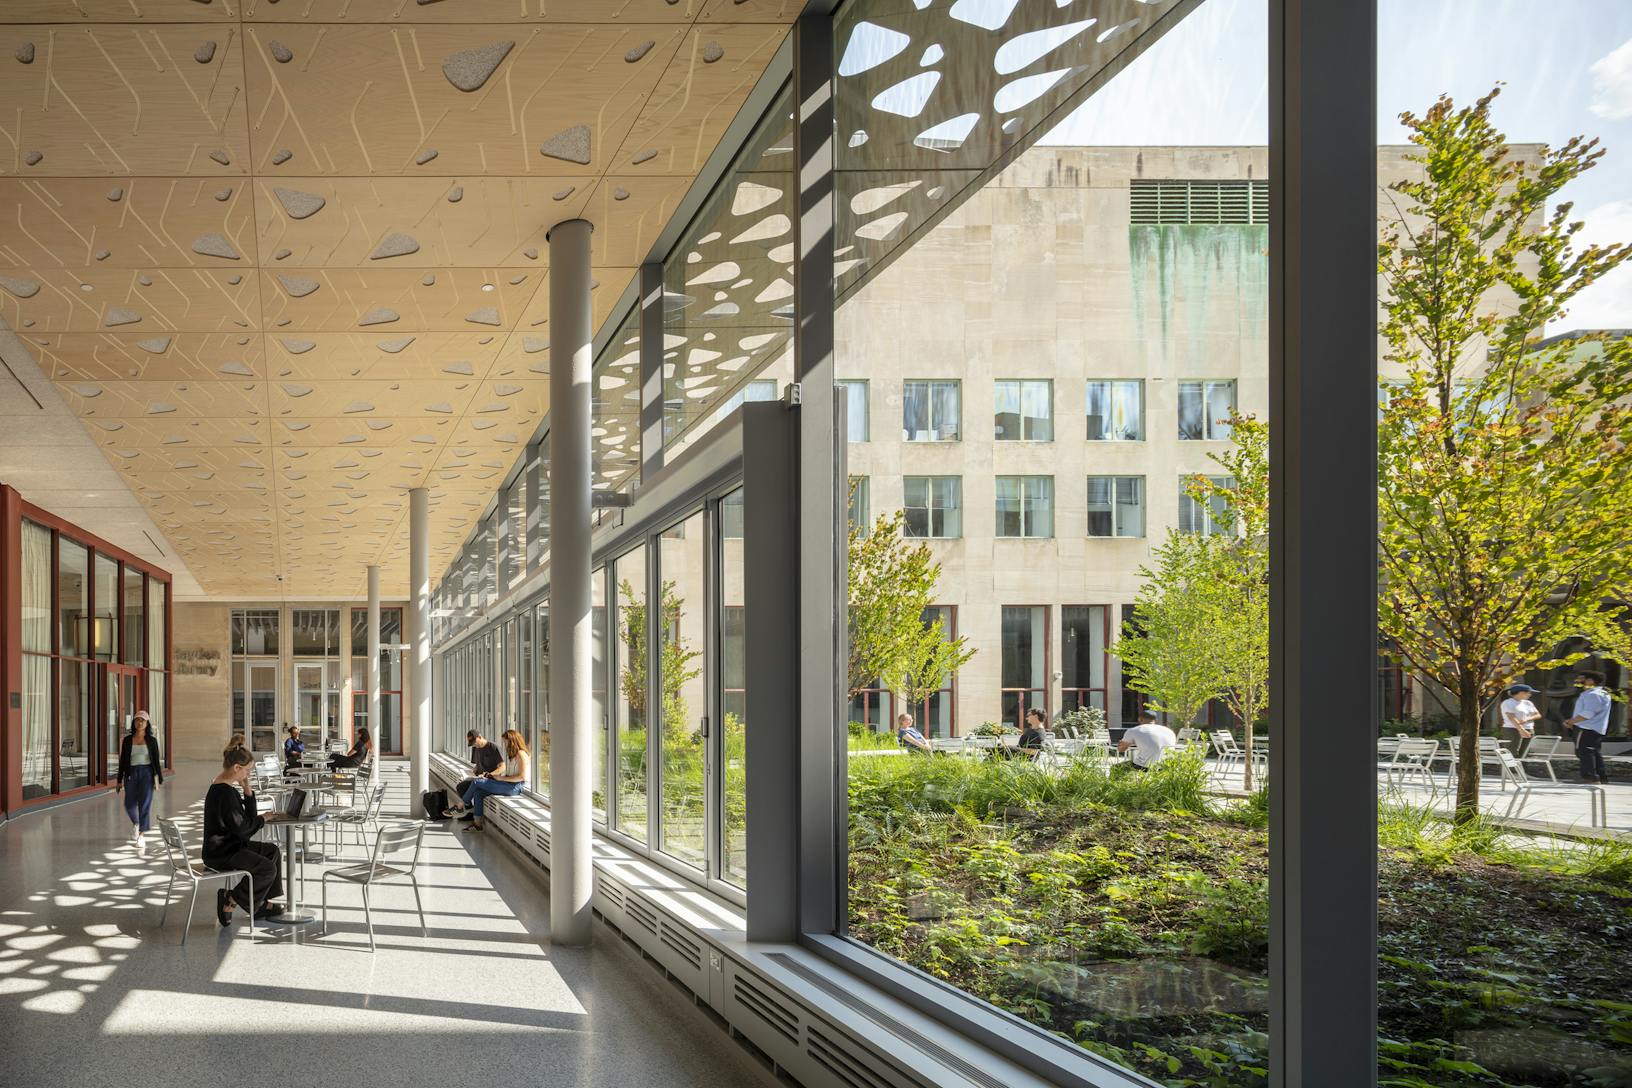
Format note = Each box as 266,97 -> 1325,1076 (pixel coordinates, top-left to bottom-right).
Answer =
328,727 -> 371,771
204,747 -> 284,925
1016,708 -> 1049,760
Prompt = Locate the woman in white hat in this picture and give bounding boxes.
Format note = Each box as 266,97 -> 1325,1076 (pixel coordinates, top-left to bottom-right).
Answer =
116,709 -> 163,852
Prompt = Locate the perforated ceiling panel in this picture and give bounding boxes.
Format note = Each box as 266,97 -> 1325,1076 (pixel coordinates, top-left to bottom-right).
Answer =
0,0 -> 796,599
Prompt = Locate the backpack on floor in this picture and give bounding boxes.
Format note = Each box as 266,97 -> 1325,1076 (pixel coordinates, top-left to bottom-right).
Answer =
421,789 -> 448,821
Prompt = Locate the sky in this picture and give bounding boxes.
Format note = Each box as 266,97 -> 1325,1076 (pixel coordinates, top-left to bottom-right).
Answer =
1040,0 -> 1632,331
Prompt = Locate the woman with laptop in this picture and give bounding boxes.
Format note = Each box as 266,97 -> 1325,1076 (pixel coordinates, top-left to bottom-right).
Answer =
203,746 -> 284,926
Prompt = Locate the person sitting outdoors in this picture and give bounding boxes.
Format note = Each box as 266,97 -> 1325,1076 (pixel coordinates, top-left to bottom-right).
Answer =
283,725 -> 306,772
457,729 -> 529,833
1118,711 -> 1177,771
894,713 -> 932,754
203,746 -> 283,926
1016,708 -> 1049,760
328,727 -> 371,771
445,730 -> 505,821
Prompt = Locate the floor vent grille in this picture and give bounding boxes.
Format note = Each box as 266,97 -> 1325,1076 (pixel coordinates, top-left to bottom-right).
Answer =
732,971 -> 799,1044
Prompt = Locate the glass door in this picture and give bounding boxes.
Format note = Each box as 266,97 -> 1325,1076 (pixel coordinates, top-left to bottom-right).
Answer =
294,661 -> 338,751
248,662 -> 278,754
100,664 -> 140,784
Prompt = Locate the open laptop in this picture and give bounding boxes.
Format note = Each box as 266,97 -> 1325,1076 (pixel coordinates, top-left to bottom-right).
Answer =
263,787 -> 309,822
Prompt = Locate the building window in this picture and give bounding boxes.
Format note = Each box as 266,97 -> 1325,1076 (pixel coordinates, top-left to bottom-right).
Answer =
232,609 -> 280,656
1179,475 -> 1236,536
1000,606 -> 1048,730
1086,380 -> 1144,441
720,489 -> 744,539
1178,380 -> 1236,440
723,378 -> 778,415
848,476 -> 870,535
902,379 -> 960,441
903,475 -> 962,539
351,607 -> 403,756
1119,604 -> 1146,728
916,606 -> 956,738
850,683 -> 893,733
1087,476 -> 1145,538
1129,179 -> 1269,225
993,379 -> 1053,441
1061,606 -> 1108,715
995,476 -> 1053,539
838,379 -> 870,442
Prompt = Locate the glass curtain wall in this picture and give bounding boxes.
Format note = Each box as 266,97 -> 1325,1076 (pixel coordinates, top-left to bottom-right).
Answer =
656,512 -> 709,869
612,547 -> 649,843
1371,3 -> 1632,1082
720,487 -> 748,889
834,1 -> 1273,1082
17,514 -> 170,803
350,607 -> 403,756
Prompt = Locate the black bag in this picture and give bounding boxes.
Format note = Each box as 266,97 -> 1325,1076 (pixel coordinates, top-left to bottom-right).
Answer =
422,789 -> 448,821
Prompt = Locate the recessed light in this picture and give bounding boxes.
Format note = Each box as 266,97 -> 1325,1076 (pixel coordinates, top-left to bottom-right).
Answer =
481,283 -> 495,292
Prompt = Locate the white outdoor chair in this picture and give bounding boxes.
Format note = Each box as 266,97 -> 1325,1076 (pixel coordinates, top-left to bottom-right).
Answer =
155,817 -> 256,945
320,821 -> 427,952
1516,735 -> 1564,783
1209,731 -> 1244,782
1378,737 -> 1441,795
330,783 -> 389,859
1440,736 -> 1509,789
1494,749 -> 1607,827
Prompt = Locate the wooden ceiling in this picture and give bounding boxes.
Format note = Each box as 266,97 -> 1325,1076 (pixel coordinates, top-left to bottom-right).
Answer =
0,0 -> 796,599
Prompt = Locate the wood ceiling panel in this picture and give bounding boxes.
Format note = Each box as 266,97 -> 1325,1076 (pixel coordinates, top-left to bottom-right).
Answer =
3,269 -> 259,333
0,178 -> 254,269
251,177 -> 581,268
240,24 -> 676,179
0,26 -> 249,177
30,333 -> 267,382
0,1 -> 795,598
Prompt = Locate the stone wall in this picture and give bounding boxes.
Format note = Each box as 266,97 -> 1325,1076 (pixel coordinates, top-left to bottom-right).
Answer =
170,603 -> 231,760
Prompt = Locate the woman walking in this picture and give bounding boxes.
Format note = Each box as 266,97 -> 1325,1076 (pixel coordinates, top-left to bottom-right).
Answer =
116,710 -> 162,853
447,729 -> 529,832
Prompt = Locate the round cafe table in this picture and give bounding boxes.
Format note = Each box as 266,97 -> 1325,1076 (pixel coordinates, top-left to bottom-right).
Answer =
262,807 -> 332,925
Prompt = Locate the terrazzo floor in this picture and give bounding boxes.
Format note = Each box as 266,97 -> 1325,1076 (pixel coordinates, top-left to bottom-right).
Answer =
0,759 -> 781,1088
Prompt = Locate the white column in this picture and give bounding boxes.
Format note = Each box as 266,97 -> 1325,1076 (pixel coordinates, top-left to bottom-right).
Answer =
548,217 -> 594,947
410,486 -> 431,800
367,564 -> 381,788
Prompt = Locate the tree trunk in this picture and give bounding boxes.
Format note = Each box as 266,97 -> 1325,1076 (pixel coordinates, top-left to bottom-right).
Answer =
1454,675 -> 1481,824
1241,710 -> 1255,792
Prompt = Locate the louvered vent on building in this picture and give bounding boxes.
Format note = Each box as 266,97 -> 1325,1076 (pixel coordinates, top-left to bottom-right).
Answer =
1130,179 -> 1269,224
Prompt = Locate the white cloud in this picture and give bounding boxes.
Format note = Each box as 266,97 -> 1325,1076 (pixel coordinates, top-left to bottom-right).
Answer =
1588,37 -> 1632,121
1552,199 -> 1632,332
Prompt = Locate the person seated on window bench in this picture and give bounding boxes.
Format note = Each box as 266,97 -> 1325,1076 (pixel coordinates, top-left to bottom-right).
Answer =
283,725 -> 305,772
459,730 -> 529,833
203,746 -> 284,926
894,713 -> 932,754
445,730 -> 505,821
328,727 -> 371,771
1016,708 -> 1049,760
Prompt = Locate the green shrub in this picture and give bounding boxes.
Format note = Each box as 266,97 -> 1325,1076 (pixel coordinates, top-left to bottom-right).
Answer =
1184,874 -> 1269,963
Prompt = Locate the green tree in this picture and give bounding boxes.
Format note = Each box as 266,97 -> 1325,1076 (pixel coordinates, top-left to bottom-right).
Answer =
848,509 -> 975,718
1377,88 -> 1632,821
618,579 -> 703,739
1114,531 -> 1227,735
1188,411 -> 1271,789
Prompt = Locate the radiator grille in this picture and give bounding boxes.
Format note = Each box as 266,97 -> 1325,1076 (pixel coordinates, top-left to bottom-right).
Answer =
808,1026 -> 896,1088
732,970 -> 798,1044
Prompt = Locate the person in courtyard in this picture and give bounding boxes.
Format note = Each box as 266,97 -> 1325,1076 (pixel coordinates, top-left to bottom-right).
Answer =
1118,710 -> 1177,771
1499,684 -> 1541,757
460,729 -> 529,833
115,710 -> 162,853
329,727 -> 371,771
1017,708 -> 1049,760
203,746 -> 283,925
444,729 -> 506,820
283,724 -> 305,771
1562,670 -> 1611,784
894,713 -> 932,754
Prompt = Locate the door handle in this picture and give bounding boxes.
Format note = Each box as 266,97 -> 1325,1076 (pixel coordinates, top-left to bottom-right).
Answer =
700,715 -> 709,739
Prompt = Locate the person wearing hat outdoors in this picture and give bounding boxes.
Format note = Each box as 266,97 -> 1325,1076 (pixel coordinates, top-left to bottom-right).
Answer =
116,709 -> 163,853
1563,670 -> 1613,785
1499,684 -> 1542,757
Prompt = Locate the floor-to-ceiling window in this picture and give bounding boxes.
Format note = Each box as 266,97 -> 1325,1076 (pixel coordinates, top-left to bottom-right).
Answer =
351,607 -> 403,756
231,610 -> 279,753
612,546 -> 649,843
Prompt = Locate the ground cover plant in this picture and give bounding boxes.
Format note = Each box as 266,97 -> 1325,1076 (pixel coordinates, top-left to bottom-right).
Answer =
846,754 -> 1632,1087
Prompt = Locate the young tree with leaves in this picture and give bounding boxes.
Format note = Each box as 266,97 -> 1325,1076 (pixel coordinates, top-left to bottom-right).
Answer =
618,579 -> 703,740
848,509 -> 974,724
1187,411 -> 1271,789
1114,531 -> 1227,738
1377,88 -> 1632,821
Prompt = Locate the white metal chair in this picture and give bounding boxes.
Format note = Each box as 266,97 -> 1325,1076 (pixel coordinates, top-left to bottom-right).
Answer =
1493,749 -> 1607,827
1209,731 -> 1245,782
1516,735 -> 1564,783
156,817 -> 255,944
320,821 -> 427,952
1440,736 -> 1509,789
1378,737 -> 1441,795
331,782 -> 389,858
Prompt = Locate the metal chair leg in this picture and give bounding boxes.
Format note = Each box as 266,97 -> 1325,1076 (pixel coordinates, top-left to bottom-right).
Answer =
160,870 -> 176,926
321,873 -> 330,935
246,874 -> 256,943
362,883 -> 374,953
182,884 -> 198,946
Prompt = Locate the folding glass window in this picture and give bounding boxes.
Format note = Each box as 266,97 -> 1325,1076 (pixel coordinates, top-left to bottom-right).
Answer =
993,379 -> 1053,441
903,475 -> 962,539
1086,476 -> 1145,538
612,547 -> 649,843
902,379 -> 960,441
